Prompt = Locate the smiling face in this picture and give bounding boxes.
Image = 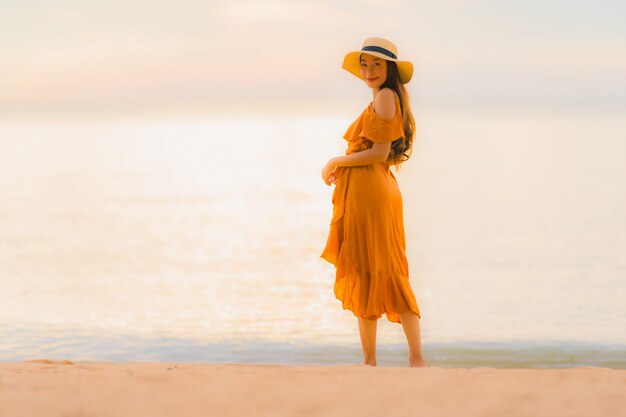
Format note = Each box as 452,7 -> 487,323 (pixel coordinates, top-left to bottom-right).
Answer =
359,53 -> 388,89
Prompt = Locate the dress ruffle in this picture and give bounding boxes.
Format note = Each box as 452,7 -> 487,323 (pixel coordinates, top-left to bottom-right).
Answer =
343,92 -> 405,149
333,246 -> 421,324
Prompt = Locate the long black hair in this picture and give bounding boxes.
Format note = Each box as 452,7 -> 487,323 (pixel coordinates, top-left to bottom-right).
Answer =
378,60 -> 416,168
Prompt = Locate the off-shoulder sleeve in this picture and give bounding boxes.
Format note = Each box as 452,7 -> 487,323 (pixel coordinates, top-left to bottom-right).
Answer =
360,110 -> 405,144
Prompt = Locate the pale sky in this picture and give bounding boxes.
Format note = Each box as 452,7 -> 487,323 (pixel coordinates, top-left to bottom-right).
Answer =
0,0 -> 624,117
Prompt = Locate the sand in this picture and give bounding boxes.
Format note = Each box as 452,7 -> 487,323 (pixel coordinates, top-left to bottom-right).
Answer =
0,359 -> 624,417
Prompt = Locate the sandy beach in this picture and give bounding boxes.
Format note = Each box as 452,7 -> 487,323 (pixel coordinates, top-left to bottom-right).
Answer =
0,359 -> 623,417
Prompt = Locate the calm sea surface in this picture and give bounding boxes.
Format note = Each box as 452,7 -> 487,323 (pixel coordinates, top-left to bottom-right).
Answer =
1,107 -> 625,367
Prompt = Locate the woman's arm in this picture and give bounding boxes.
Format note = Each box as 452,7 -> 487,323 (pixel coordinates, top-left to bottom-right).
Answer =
322,90 -> 396,185
321,143 -> 391,186
331,142 -> 391,167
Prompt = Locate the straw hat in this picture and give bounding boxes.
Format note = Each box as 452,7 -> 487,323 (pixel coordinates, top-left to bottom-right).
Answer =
342,37 -> 414,84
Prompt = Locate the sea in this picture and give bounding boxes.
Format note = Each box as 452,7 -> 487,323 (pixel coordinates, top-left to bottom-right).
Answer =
1,105 -> 625,368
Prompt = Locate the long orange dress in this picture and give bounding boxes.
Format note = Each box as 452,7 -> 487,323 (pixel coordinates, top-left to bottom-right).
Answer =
320,91 -> 421,324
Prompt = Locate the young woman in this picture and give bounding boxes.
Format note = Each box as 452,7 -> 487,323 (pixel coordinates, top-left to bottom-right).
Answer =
320,38 -> 426,368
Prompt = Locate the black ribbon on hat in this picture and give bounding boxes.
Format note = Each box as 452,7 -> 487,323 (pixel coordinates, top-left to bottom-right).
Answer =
361,45 -> 397,60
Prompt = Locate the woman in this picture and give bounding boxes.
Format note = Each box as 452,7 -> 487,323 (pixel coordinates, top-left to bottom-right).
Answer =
320,38 -> 426,368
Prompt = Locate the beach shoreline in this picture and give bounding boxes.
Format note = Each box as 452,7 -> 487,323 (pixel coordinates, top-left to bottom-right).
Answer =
1,360 -> 624,417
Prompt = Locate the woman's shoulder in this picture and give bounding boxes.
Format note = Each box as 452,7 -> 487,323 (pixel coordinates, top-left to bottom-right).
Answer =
371,88 -> 398,121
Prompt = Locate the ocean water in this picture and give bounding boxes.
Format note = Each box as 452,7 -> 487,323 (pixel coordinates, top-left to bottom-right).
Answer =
1,107 -> 625,368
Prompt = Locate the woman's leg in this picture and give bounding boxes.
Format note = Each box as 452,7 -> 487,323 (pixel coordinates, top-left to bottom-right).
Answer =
357,316 -> 378,366
398,311 -> 427,367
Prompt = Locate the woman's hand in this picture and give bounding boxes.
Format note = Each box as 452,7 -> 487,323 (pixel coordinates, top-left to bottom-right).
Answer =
321,160 -> 337,186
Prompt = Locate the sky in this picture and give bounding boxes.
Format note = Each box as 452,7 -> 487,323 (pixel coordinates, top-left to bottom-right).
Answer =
0,0 -> 624,117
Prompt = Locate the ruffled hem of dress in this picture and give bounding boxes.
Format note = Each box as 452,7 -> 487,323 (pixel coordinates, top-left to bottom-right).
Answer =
320,220 -> 342,266
323,239 -> 421,324
320,168 -> 348,266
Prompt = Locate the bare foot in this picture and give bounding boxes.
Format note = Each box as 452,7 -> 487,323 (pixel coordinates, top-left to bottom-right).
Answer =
409,355 -> 427,368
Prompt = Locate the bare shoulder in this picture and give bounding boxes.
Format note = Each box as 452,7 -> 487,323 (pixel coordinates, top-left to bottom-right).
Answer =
372,88 -> 397,120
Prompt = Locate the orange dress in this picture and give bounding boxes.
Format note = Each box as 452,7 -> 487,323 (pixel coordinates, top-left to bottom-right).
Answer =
320,91 -> 421,323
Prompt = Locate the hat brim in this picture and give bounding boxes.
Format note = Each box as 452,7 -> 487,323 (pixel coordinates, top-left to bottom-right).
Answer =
342,50 -> 414,84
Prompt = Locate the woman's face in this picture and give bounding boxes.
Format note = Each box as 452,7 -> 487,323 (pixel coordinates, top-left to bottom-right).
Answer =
359,53 -> 387,88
